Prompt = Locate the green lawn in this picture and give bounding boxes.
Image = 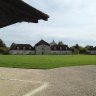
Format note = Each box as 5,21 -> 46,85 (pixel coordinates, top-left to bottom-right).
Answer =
0,55 -> 96,69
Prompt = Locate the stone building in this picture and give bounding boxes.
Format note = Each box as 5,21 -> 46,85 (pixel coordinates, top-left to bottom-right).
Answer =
86,46 -> 96,54
35,40 -> 51,55
9,44 -> 35,55
51,45 -> 72,55
9,40 -> 72,55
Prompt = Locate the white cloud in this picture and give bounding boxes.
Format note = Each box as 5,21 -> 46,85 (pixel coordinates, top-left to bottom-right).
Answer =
0,0 -> 96,46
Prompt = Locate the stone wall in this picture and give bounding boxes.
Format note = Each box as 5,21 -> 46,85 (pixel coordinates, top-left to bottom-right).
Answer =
35,45 -> 51,55
86,50 -> 96,54
9,50 -> 35,55
51,50 -> 72,55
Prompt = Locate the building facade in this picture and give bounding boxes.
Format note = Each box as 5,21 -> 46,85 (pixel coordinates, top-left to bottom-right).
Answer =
51,45 -> 72,55
9,44 -> 35,55
35,40 -> 51,55
9,40 -> 72,55
86,46 -> 96,54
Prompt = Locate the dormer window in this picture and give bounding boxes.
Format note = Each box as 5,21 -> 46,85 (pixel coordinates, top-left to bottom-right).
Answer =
66,47 -> 67,50
29,47 -> 31,50
17,47 -> 19,50
60,47 -> 62,50
54,47 -> 56,50
23,47 -> 25,50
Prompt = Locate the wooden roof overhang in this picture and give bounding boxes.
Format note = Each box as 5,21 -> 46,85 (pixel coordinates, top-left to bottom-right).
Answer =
0,0 -> 49,28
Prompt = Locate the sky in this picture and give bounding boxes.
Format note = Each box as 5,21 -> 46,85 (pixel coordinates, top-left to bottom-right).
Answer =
0,0 -> 96,47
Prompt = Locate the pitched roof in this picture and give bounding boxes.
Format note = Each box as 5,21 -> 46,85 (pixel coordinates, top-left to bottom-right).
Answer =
51,45 -> 70,51
0,0 -> 49,28
88,46 -> 96,50
35,40 -> 50,46
10,44 -> 35,50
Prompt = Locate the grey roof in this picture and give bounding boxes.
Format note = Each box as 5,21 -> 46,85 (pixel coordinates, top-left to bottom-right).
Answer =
51,45 -> 70,51
35,40 -> 50,46
10,44 -> 35,50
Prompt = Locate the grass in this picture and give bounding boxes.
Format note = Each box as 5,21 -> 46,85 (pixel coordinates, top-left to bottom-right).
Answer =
0,55 -> 96,69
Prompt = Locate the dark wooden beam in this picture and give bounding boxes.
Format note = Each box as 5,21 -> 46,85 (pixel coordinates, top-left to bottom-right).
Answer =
0,0 -> 49,28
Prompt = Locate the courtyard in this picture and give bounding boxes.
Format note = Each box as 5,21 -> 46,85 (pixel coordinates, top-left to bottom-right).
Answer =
0,65 -> 96,96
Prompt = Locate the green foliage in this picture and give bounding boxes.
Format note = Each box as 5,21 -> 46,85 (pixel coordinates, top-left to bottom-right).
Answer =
0,39 -> 6,47
58,41 -> 64,45
50,40 -> 57,46
0,55 -> 96,69
0,39 -> 8,54
10,43 -> 16,49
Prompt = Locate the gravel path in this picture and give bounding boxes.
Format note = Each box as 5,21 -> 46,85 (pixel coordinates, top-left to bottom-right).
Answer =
0,65 -> 96,96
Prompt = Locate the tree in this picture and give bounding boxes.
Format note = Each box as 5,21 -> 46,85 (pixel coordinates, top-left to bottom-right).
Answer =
85,45 -> 93,50
10,43 -> 16,49
74,44 -> 79,49
50,40 -> 57,46
0,39 -> 7,54
79,47 -> 86,54
0,39 -> 6,47
71,44 -> 80,54
58,41 -> 64,45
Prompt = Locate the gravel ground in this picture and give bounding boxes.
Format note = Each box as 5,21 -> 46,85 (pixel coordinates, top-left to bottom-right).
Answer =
0,65 -> 96,96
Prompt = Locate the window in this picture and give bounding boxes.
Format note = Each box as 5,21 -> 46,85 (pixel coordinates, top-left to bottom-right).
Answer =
23,47 -> 25,50
29,47 -> 31,50
66,47 -> 67,50
54,47 -> 56,50
17,47 -> 19,50
60,47 -> 62,50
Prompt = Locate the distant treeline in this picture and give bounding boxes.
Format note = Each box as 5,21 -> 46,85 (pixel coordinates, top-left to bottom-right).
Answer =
0,39 -> 96,55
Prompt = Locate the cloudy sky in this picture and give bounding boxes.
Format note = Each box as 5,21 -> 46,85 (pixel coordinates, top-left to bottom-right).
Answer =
0,0 -> 96,47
